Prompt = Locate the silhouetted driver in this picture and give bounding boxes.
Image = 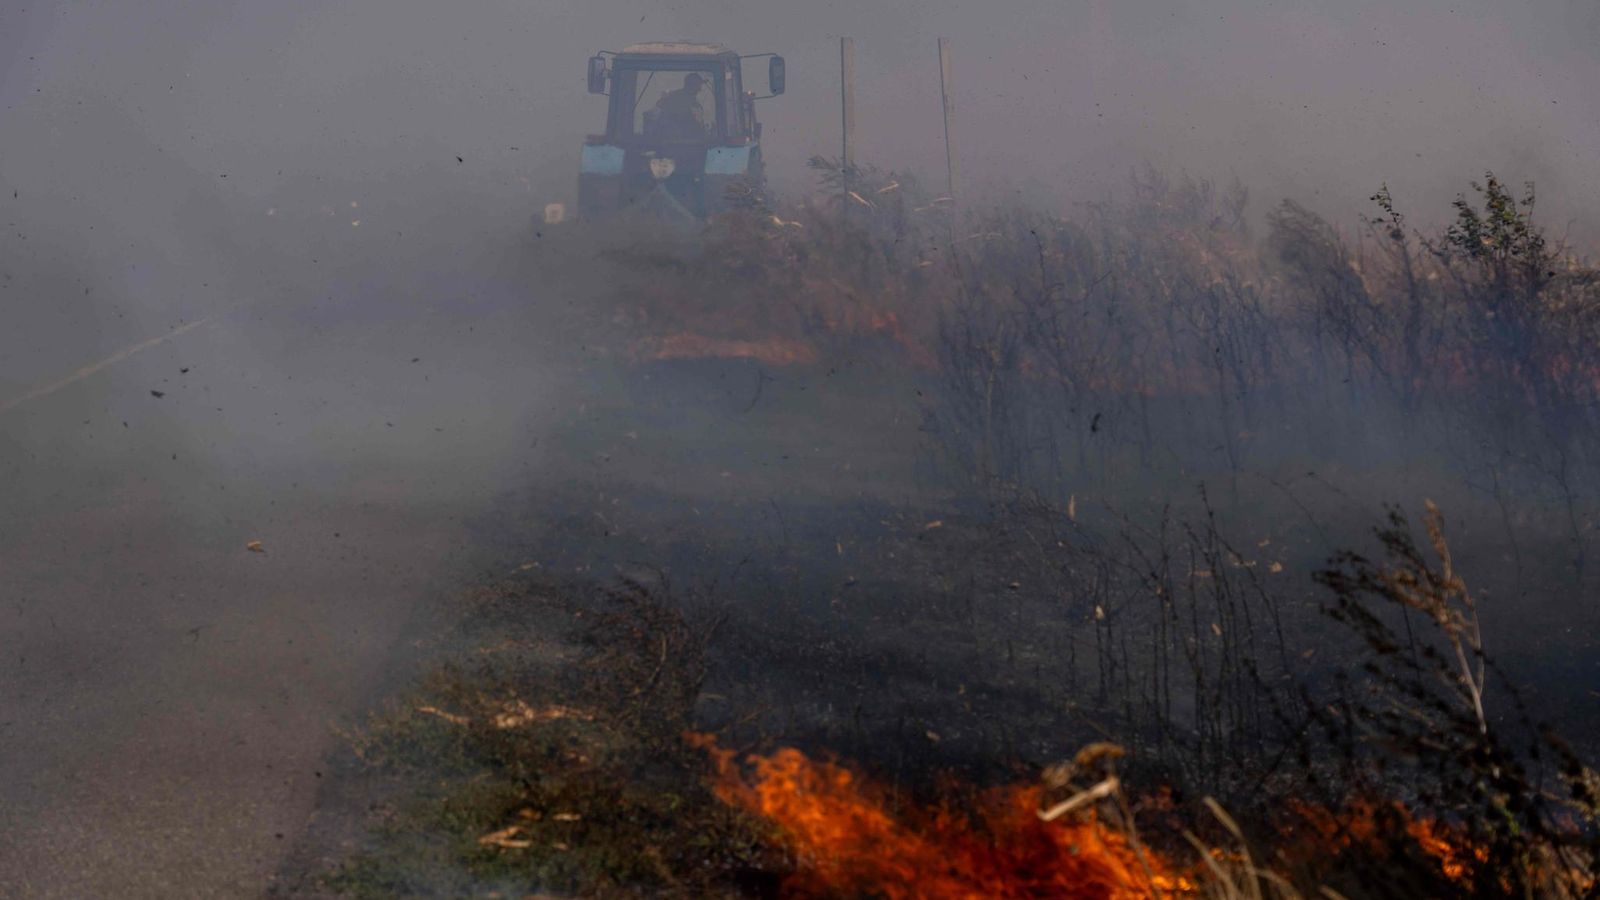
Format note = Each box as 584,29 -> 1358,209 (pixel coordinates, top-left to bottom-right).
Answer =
653,72 -> 709,139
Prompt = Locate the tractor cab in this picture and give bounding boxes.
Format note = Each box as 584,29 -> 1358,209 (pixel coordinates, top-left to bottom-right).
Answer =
580,42 -> 785,221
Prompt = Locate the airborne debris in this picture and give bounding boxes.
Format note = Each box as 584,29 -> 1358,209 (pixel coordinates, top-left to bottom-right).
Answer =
246,540 -> 265,553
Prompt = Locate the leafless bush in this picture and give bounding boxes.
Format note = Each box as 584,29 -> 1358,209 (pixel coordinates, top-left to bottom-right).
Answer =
606,161 -> 1600,584
915,171 -> 1600,585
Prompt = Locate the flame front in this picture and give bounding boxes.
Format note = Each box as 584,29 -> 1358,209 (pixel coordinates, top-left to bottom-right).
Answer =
692,736 -> 1191,899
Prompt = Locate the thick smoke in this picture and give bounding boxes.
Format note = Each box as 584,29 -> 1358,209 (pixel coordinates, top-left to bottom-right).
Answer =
3,1 -> 1598,895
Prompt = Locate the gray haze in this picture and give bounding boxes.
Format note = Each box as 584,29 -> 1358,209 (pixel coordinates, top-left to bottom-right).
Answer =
5,2 -> 1600,241
3,1 -> 1599,895
7,0 -> 1600,384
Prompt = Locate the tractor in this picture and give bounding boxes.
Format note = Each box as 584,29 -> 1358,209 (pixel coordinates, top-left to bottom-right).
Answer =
579,42 -> 785,221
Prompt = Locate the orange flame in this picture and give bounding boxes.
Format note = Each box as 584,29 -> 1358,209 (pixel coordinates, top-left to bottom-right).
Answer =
687,735 -> 1578,897
690,735 -> 1192,899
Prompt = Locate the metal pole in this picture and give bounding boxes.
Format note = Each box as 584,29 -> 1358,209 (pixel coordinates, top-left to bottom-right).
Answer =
840,36 -> 856,200
938,37 -> 958,201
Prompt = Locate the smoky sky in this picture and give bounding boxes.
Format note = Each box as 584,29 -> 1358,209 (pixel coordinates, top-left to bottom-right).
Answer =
3,0 -> 1599,259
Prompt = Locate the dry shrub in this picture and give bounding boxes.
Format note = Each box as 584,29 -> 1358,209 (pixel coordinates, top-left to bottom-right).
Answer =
1312,503 -> 1599,897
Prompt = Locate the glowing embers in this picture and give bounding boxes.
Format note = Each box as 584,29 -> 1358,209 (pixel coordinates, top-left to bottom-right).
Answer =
1284,798 -> 1491,888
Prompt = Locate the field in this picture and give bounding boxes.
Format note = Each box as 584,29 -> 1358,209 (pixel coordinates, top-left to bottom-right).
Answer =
282,164 -> 1600,897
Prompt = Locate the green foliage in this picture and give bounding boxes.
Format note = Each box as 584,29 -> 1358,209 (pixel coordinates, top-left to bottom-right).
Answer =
1442,174 -> 1547,268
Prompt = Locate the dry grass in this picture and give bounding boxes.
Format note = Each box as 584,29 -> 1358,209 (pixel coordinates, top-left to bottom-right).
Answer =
324,577 -> 777,899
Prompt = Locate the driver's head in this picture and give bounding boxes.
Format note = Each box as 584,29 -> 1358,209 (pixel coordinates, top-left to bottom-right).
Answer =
682,72 -> 705,91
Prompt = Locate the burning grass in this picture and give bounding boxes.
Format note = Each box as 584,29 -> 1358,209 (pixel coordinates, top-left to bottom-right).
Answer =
693,735 -> 1191,899
688,730 -> 1592,899
684,719 -> 1587,900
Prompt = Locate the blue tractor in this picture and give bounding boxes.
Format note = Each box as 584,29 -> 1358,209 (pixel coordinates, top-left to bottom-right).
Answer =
580,42 -> 785,221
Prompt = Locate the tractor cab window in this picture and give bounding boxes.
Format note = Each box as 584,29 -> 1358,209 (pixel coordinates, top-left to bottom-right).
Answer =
611,67 -> 723,142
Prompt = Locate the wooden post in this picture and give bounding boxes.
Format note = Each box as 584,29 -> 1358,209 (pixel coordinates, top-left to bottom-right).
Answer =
938,37 -> 958,201
840,36 -> 856,199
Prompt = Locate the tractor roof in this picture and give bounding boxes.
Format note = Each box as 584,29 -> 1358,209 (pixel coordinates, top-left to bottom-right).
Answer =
618,40 -> 733,57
